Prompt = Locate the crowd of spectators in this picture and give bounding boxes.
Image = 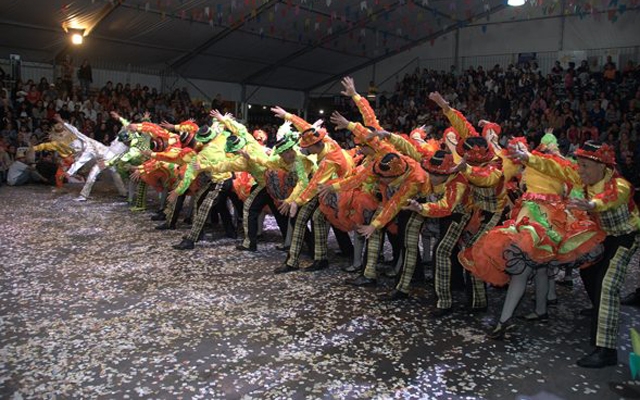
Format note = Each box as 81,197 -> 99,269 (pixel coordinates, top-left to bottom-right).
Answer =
1,56 -> 639,193
335,57 -> 640,191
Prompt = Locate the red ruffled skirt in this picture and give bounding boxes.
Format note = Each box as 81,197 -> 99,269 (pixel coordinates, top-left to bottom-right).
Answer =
460,194 -> 605,286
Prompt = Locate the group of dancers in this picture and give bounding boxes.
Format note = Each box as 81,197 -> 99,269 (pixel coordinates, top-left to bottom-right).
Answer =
37,77 -> 639,369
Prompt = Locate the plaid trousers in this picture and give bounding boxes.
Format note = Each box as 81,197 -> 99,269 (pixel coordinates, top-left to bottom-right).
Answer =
133,181 -> 147,209
286,197 -> 319,267
581,233 -> 639,349
185,180 -> 225,242
434,213 -> 475,309
361,209 -> 386,279
396,212 -> 426,293
312,207 -> 330,261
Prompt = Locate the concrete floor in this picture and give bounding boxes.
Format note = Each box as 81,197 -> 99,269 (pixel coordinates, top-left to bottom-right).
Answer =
1,182 -> 640,399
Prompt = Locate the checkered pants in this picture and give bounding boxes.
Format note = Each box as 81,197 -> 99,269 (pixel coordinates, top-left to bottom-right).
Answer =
135,182 -> 147,208
286,197 -> 319,267
362,209 -> 386,279
581,233 -> 639,349
434,213 -> 478,309
396,212 -> 426,293
185,180 -> 225,242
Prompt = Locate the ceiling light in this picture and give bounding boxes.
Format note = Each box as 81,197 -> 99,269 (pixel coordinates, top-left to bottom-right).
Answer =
248,104 -> 252,109
319,109 -> 324,115
507,0 -> 525,6
69,28 -> 85,45
71,33 -> 83,45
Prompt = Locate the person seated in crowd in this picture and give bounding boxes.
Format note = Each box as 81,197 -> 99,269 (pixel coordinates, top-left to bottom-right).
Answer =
6,148 -> 49,186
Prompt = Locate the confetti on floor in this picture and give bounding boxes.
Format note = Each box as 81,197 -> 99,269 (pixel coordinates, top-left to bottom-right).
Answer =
1,183 -> 640,399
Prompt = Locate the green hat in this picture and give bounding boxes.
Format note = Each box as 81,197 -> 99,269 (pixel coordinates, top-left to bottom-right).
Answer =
540,132 -> 558,147
225,135 -> 247,153
195,125 -> 214,143
274,132 -> 299,155
196,121 -> 224,143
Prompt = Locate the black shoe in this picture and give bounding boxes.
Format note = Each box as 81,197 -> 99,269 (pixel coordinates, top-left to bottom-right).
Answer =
547,298 -> 558,306
519,312 -> 549,322
274,264 -> 298,274
342,264 -> 363,273
275,245 -> 290,252
621,291 -> 640,307
155,223 -> 175,230
173,239 -> 194,250
579,308 -> 594,316
236,244 -> 257,252
378,289 -> 409,302
429,307 -> 453,319
487,318 -> 517,340
183,217 -> 192,225
151,212 -> 166,221
345,275 -> 377,287
225,231 -> 238,239
304,259 -> 329,272
576,347 -> 618,368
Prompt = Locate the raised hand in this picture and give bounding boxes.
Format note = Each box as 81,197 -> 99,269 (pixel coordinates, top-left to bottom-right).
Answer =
210,109 -> 224,121
159,121 -> 174,131
271,106 -> 288,119
142,111 -> 151,121
110,111 -> 121,120
340,76 -> 357,97
330,111 -> 349,130
428,91 -> 450,111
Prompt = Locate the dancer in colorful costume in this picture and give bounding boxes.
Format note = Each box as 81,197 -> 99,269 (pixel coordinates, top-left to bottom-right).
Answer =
511,140 -> 639,368
271,106 -> 354,273
56,114 -> 128,201
461,134 -> 606,339
31,122 -> 82,188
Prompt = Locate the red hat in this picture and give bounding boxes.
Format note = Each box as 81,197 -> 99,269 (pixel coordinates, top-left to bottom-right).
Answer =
421,150 -> 457,175
575,141 -> 616,166
410,127 -> 427,141
299,127 -> 327,148
481,122 -> 501,138
252,129 -> 268,145
456,136 -> 495,165
373,153 -> 409,178
178,120 -> 199,132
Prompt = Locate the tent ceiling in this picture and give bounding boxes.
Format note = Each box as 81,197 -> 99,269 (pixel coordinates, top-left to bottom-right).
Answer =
0,0 -> 508,91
